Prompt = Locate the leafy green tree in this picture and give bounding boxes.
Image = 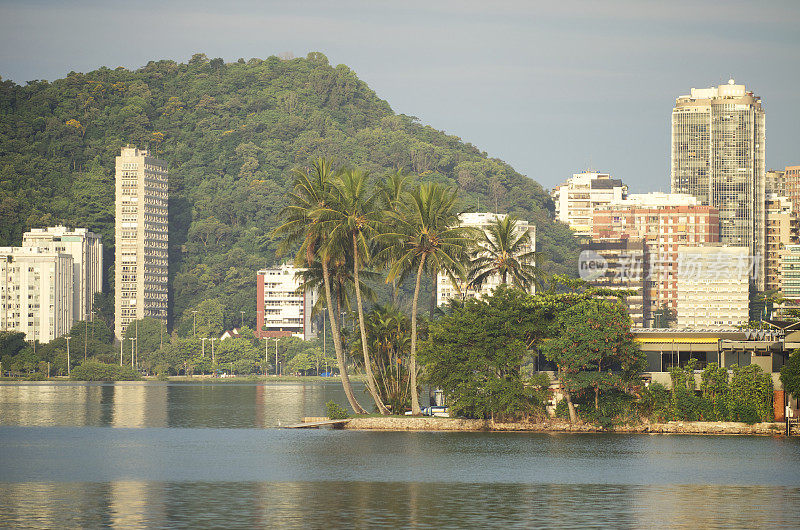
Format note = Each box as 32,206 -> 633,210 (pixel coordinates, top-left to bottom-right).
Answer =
700,362 -> 730,421
780,349 -> 800,402
384,183 -> 470,415
542,298 -> 644,423
422,289 -> 543,421
468,215 -> 538,292
729,364 -> 773,422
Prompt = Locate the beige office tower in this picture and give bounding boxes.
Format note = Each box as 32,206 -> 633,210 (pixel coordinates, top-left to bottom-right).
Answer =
114,146 -> 168,341
0,247 -> 74,343
22,226 -> 102,322
671,80 -> 766,289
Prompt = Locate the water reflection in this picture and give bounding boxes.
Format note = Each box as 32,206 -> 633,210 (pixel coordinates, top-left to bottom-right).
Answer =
0,381 -> 369,428
1,481 -> 799,528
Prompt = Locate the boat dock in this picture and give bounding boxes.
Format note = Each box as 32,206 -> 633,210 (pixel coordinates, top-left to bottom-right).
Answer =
283,418 -> 350,429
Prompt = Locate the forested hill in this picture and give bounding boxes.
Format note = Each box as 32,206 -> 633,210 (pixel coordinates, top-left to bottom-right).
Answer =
0,51 -> 578,329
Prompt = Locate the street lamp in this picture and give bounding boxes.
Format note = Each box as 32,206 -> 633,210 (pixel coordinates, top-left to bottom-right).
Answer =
65,335 -> 71,376
273,337 -> 279,377
211,338 -> 217,367
201,337 -> 207,358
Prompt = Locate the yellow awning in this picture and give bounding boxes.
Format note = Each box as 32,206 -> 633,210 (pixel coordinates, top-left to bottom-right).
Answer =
635,337 -> 719,344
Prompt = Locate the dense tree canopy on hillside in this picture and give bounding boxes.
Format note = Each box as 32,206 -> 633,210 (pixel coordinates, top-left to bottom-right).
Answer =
0,52 -> 578,331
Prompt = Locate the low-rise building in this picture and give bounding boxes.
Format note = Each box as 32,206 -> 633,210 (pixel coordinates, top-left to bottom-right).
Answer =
676,244 -> 750,329
551,171 -> 627,235
436,212 -> 536,306
0,247 -> 74,343
256,264 -> 317,340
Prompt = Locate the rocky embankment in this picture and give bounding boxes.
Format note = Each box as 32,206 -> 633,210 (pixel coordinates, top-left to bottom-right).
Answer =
337,416 -> 786,435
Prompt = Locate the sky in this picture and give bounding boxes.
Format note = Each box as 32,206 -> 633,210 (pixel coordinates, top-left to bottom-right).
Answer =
1,0 -> 798,192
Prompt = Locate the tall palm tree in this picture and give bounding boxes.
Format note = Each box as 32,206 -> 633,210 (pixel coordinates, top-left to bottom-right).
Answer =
383,183 -> 471,415
467,215 -> 539,293
320,168 -> 390,414
273,158 -> 366,414
377,170 -> 411,305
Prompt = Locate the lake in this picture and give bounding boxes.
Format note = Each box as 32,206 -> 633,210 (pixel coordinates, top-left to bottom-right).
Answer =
1,381 -> 799,528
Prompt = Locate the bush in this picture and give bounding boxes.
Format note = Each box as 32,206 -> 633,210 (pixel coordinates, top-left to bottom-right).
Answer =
326,401 -> 349,420
730,400 -> 760,424
554,399 -> 570,419
27,372 -> 47,381
69,360 -> 141,381
729,365 -> 773,422
638,382 -> 672,422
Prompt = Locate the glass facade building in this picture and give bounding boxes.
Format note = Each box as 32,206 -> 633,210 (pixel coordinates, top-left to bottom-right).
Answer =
671,80 -> 766,289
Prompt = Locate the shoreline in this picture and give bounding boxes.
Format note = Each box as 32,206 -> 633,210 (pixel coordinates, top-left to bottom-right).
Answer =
337,416 -> 787,436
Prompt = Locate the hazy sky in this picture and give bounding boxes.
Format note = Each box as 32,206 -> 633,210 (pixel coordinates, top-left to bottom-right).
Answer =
1,0 -> 798,192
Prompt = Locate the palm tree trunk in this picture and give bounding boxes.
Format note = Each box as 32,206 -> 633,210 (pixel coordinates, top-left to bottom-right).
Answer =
353,235 -> 390,414
409,257 -> 426,416
429,273 -> 437,318
322,258 -> 366,414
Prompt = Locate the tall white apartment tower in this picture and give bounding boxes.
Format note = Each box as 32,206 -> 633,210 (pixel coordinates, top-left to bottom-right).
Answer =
22,226 -> 102,322
671,79 -> 766,288
114,146 -> 168,341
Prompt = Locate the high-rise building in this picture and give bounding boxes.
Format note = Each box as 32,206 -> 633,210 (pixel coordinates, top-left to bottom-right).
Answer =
780,244 -> 800,317
579,238 -> 650,327
764,193 -> 799,293
783,165 -> 800,215
0,247 -> 74,343
551,171 -> 627,235
593,194 -> 719,325
671,80 -> 765,288
22,226 -> 102,323
677,245 -> 750,329
766,169 -> 786,196
256,264 -> 317,340
436,212 -> 536,306
114,146 -> 168,341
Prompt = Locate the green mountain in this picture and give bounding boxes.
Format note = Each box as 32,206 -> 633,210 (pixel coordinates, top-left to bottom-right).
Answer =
0,52 -> 578,330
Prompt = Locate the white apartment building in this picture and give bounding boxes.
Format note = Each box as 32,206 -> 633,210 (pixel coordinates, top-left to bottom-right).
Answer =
551,171 -> 627,235
609,192 -> 698,209
671,79 -> 766,289
436,212 -> 536,305
114,146 -> 169,341
256,264 -> 317,340
0,247 -> 74,343
676,245 -> 750,329
22,226 -> 102,322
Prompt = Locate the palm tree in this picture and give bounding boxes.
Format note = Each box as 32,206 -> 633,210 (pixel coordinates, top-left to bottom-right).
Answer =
320,168 -> 390,414
467,215 -> 538,293
377,170 -> 412,305
383,182 -> 471,415
273,158 -> 366,414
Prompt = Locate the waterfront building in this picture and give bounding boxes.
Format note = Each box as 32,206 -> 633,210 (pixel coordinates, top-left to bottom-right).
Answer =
114,146 -> 168,341
783,165 -> 800,215
22,226 -> 102,322
670,79 -> 766,289
436,212 -> 536,305
579,238 -> 649,327
593,194 -> 718,325
256,264 -> 317,340
0,246 -> 74,343
676,244 -> 750,329
551,171 -> 627,235
764,194 -> 799,293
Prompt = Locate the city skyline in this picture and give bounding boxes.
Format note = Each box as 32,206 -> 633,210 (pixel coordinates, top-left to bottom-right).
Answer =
0,1 -> 797,193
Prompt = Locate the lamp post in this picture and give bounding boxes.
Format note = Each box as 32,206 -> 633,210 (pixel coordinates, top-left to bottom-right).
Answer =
273,337 -> 279,377
65,335 -> 71,376
119,338 -> 123,366
160,309 -> 165,349
240,311 -> 245,329
211,338 -> 217,367
130,337 -> 136,368
263,338 -> 268,376
84,318 -> 88,362
201,337 -> 207,358
135,319 -> 139,369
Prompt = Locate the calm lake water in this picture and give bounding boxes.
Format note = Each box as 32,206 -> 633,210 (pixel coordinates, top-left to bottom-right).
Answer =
1,382 -> 799,528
